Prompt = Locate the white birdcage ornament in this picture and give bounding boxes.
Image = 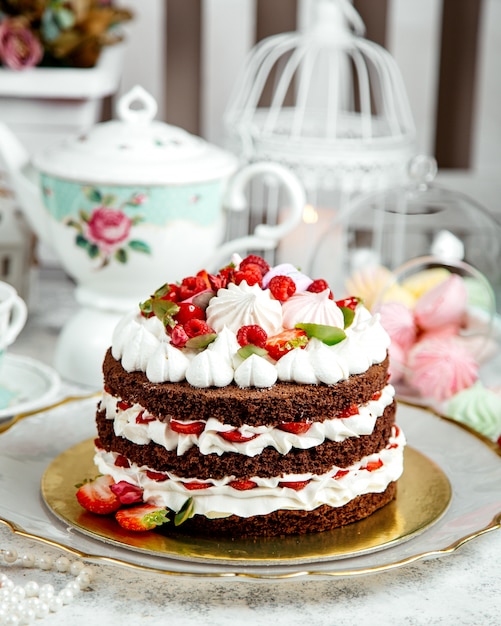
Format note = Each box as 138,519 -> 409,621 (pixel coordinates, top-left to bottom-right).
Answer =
224,0 -> 417,271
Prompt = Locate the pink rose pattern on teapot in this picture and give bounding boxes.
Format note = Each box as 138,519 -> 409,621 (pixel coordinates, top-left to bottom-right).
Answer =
65,187 -> 151,268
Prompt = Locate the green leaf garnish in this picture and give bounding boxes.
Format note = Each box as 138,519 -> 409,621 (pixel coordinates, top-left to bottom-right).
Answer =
185,333 -> 217,350
340,306 -> 355,329
237,345 -> 269,360
174,498 -> 195,526
152,299 -> 180,328
295,323 -> 346,346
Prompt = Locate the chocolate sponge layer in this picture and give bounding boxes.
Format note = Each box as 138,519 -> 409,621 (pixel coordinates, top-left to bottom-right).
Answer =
163,482 -> 398,538
102,349 -> 390,427
96,401 -> 396,480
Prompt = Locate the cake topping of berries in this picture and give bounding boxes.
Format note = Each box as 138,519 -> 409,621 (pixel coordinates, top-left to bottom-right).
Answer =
76,475 -> 121,515
307,279 -> 333,299
236,324 -> 268,348
265,328 -> 309,361
269,275 -> 297,301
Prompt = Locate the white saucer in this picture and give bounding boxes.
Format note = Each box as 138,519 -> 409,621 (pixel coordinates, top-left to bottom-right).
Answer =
0,354 -> 61,419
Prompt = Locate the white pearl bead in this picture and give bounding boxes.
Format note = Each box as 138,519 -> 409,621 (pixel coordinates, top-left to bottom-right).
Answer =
3,549 -> 18,564
48,595 -> 64,612
76,571 -> 92,589
54,556 -> 70,572
4,613 -> 20,625
25,597 -> 40,610
59,587 -> 74,605
0,572 -> 9,584
35,601 -> 50,619
20,553 -> 35,569
11,586 -> 26,601
20,607 -> 36,624
23,581 -> 39,598
70,560 -> 85,576
36,555 -> 53,571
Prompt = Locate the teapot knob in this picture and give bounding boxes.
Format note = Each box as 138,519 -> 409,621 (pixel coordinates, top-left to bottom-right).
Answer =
116,85 -> 158,124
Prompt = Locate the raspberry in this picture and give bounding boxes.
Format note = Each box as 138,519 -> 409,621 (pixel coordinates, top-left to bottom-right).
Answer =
335,296 -> 360,310
307,279 -> 333,299
234,264 -> 263,287
269,275 -> 296,301
184,318 -> 214,338
178,275 -> 207,301
236,324 -> 268,348
239,254 -> 270,276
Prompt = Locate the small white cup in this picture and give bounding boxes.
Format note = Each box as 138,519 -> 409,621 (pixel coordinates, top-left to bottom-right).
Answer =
0,281 -> 28,357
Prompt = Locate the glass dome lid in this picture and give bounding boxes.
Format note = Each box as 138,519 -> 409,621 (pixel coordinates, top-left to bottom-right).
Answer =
310,155 -> 501,311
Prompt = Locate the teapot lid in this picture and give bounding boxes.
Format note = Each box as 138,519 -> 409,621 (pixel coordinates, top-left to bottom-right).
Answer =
33,86 -> 238,185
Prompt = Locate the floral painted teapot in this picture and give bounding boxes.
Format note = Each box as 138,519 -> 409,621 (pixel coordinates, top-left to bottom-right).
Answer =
0,85 -> 305,311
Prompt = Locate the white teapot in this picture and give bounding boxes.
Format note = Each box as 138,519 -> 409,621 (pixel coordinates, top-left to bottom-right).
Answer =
0,85 -> 304,310
0,86 -> 305,386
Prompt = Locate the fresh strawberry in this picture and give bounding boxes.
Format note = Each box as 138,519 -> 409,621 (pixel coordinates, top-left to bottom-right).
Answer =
219,429 -> 258,443
76,475 -> 121,515
110,481 -> 143,504
393,425 -> 401,438
236,324 -> 268,348
117,400 -> 132,411
497,434 -> 501,448
277,421 -> 312,434
115,504 -> 170,532
234,265 -> 263,287
114,455 -> 130,468
363,459 -> 383,472
178,275 -> 207,301
228,479 -> 258,490
265,328 -> 308,361
268,275 -> 296,301
332,469 -> 349,480
371,391 -> 382,401
135,410 -> 155,424
239,254 -> 270,276
146,470 -> 170,482
174,302 -> 206,325
183,318 -> 215,338
182,481 -> 213,490
307,279 -> 333,299
278,479 -> 311,491
337,405 -> 359,418
170,420 -> 205,435
335,296 -> 360,310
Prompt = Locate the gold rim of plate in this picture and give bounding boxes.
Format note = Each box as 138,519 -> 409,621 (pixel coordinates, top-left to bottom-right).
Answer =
40,439 -> 451,567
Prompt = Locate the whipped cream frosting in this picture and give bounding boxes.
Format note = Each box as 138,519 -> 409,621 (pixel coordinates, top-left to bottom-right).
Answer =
281,290 -> 345,329
111,301 -> 390,388
100,384 -> 395,457
94,424 -> 405,519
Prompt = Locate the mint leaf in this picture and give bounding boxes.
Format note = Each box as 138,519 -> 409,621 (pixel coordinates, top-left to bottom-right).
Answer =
295,323 -> 346,346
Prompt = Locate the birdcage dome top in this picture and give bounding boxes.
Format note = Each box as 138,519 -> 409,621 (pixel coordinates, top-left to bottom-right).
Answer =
224,0 -> 416,191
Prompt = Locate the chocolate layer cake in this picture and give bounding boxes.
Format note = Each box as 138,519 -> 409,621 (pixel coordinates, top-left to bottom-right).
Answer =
89,254 -> 405,537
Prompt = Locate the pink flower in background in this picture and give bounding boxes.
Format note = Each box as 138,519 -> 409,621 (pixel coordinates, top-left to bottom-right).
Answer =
85,207 -> 132,255
0,19 -> 43,70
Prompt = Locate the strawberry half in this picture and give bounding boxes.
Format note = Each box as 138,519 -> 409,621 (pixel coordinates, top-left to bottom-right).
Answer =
76,475 -> 121,515
170,420 -> 206,435
228,479 -> 258,491
115,504 -> 170,532
265,328 -> 308,361
277,421 -> 312,435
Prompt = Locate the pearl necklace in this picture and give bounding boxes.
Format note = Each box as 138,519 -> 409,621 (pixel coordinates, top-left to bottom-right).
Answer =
0,547 -> 93,625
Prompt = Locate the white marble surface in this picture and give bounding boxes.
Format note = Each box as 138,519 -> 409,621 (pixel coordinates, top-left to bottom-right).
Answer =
4,267 -> 501,626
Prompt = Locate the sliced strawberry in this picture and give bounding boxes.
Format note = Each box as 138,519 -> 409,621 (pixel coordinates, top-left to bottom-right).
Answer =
332,469 -> 349,480
371,390 -> 382,401
265,328 -> 308,361
114,455 -> 130,468
117,400 -> 132,411
278,479 -> 311,491
170,420 -> 205,435
393,424 -> 401,437
219,429 -> 258,443
182,481 -> 213,490
136,411 -> 155,424
268,275 -> 296,301
110,481 -> 143,504
335,296 -> 360,310
337,405 -> 359,418
277,421 -> 312,435
363,459 -> 383,472
146,470 -> 170,482
76,475 -> 121,515
228,479 -> 258,491
115,504 -> 170,532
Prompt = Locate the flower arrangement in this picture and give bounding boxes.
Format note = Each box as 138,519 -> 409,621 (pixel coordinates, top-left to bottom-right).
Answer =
0,0 -> 132,70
